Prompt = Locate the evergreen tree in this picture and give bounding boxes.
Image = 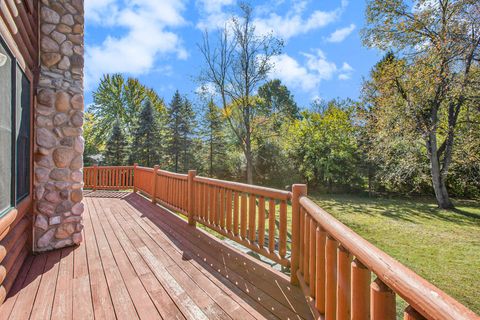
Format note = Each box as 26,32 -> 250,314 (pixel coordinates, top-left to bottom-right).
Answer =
103,119 -> 129,166
202,99 -> 228,177
130,100 -> 162,167
166,91 -> 197,172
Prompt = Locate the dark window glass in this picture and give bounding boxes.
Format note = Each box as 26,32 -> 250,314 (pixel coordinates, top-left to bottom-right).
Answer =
16,66 -> 30,202
0,40 -> 13,214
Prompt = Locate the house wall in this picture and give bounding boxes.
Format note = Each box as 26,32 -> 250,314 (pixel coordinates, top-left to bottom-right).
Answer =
33,0 -> 85,252
0,0 -> 37,304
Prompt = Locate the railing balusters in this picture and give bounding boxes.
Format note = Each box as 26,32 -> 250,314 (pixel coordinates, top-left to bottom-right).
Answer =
226,190 -> 232,233
268,199 -> 276,253
233,192 -> 239,236
248,194 -> 256,242
258,196 -> 265,248
315,227 -> 326,313
370,278 -> 396,320
337,245 -> 351,320
303,212 -> 310,283
220,188 -> 225,229
404,305 -> 426,320
351,258 -> 370,320
325,235 -> 338,320
279,200 -> 287,258
309,219 -> 316,296
240,193 -> 247,239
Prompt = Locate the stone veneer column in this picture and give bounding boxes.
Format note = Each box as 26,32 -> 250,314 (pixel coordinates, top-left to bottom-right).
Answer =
33,0 -> 85,252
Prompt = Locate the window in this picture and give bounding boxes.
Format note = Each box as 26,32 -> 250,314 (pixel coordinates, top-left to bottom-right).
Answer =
0,37 -> 31,216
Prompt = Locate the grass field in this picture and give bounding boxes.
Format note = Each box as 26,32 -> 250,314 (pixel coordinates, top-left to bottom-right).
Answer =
310,193 -> 480,316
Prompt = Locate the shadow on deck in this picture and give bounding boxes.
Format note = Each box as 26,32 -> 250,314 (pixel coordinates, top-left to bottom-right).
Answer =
0,192 -> 312,320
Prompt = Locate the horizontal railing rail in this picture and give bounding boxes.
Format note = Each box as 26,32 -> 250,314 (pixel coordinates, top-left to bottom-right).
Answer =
82,165 -> 479,320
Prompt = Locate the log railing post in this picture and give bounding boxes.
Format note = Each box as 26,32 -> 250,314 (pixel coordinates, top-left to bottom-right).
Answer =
151,165 -> 159,204
370,278 -> 396,320
93,164 -> 98,191
291,184 -> 307,285
351,258 -> 370,320
133,163 -> 138,193
188,170 -> 197,226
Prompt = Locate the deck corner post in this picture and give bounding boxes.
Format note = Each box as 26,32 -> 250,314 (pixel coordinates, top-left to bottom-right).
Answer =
133,163 -> 138,193
291,183 -> 307,285
152,165 -> 160,204
188,170 -> 197,226
93,164 -> 98,191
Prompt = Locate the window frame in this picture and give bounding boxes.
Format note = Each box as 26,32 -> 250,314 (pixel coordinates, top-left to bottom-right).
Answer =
0,35 -> 33,218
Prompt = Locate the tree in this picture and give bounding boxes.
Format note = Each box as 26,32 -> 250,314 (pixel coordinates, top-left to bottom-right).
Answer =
166,91 -> 197,172
91,73 -> 166,144
103,119 -> 129,166
199,3 -> 283,184
285,100 -> 362,190
130,100 -> 163,167
257,79 -> 300,127
83,112 -> 102,166
202,98 -> 229,177
362,0 -> 480,208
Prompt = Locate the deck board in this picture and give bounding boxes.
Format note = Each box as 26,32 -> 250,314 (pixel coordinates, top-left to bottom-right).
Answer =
0,192 -> 312,320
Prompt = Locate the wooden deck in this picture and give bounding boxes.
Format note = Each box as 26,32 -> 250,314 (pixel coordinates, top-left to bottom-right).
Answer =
0,192 -> 312,320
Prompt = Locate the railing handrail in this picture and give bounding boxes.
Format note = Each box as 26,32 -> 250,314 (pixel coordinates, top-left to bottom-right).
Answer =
82,165 -> 479,319
299,196 -> 478,320
84,165 -> 134,170
194,175 -> 291,201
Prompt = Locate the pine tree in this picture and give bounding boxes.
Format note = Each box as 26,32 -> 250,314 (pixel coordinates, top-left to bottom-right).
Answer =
130,99 -> 162,167
202,99 -> 228,177
166,91 -> 197,172
103,119 -> 129,166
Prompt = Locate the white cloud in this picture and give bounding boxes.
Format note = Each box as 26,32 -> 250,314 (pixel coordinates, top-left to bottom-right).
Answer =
85,0 -> 188,89
253,1 -> 348,40
327,23 -> 356,42
338,62 -> 354,80
269,50 -> 353,94
196,0 -> 236,30
196,0 -> 348,39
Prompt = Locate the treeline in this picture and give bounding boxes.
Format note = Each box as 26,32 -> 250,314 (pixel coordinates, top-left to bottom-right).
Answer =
85,1 -> 480,208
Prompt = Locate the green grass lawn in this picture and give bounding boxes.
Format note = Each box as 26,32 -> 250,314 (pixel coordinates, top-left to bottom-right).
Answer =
310,193 -> 480,316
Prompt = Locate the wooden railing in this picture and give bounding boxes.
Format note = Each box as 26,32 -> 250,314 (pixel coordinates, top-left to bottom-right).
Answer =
83,166 -> 479,320
83,165 -> 135,190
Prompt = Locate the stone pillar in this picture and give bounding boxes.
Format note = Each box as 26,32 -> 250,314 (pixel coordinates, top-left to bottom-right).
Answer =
33,0 -> 85,252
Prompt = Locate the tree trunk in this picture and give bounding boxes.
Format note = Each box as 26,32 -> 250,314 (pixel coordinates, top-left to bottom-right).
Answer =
427,133 -> 454,209
245,137 -> 254,184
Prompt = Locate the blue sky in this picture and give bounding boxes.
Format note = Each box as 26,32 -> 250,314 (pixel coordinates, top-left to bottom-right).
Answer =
84,0 -> 383,108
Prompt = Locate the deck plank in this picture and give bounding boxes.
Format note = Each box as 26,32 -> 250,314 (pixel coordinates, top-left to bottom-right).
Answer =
0,192 -> 312,320
99,201 -> 186,320
72,228 -> 94,320
51,247 -> 74,320
115,197 -> 272,320
110,200 -> 254,320
125,194 -> 311,320
90,198 -> 162,320
82,196 -> 117,320
85,198 -> 140,320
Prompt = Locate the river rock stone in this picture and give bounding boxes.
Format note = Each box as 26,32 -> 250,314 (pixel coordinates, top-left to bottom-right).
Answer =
35,215 -> 49,231
71,111 -> 83,127
41,36 -> 59,53
72,202 -> 84,215
55,223 -> 75,239
74,136 -> 84,153
37,228 -> 56,248
71,170 -> 83,183
42,53 -> 62,67
50,168 -> 70,181
38,89 -> 55,107
71,94 -> 83,110
55,91 -> 70,112
37,128 -> 57,148
41,7 -> 60,24
70,155 -> 83,170
53,147 -> 75,168
71,189 -> 83,202
38,201 -> 56,216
